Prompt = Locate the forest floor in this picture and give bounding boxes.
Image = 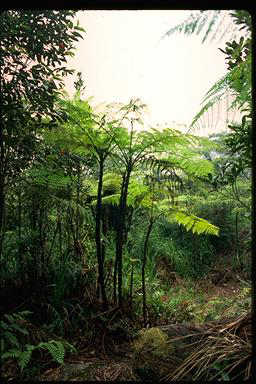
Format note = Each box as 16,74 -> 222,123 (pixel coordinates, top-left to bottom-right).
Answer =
37,276 -> 250,382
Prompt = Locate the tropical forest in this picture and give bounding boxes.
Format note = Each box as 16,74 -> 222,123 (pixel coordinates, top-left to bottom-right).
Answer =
0,9 -> 252,381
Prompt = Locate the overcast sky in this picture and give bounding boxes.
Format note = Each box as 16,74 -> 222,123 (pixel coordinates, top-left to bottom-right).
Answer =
65,10 -> 238,135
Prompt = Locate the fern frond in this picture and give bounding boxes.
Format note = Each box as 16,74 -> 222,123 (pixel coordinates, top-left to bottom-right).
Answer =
100,193 -> 120,207
9,323 -> 29,336
2,349 -> 22,360
38,340 -> 65,364
0,320 -> 9,330
15,311 -> 33,318
19,345 -> 35,371
189,53 -> 251,134
174,211 -> 220,236
3,331 -> 20,347
161,10 -> 249,45
164,154 -> 214,177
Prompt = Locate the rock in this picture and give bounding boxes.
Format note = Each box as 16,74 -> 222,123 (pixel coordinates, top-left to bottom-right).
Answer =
132,324 -> 209,380
132,313 -> 251,381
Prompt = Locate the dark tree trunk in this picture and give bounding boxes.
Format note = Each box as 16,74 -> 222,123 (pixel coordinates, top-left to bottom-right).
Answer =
113,255 -> 118,304
101,205 -> 108,266
95,156 -> 108,310
0,182 -> 5,259
179,224 -> 183,245
0,122 -> 6,259
235,211 -> 242,269
59,217 -> 62,261
18,188 -> 23,277
142,218 -> 154,327
76,162 -> 81,249
116,166 -> 132,308
39,200 -> 45,277
30,192 -> 39,284
49,220 -> 59,259
130,263 -> 134,311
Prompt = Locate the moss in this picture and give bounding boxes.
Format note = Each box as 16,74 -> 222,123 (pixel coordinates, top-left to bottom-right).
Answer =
134,327 -> 174,357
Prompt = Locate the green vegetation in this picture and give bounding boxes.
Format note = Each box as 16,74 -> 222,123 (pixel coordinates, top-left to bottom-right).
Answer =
0,9 -> 251,381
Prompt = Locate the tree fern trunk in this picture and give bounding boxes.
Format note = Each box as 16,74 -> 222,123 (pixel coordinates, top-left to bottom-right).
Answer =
130,263 -> 134,311
235,211 -> 242,270
142,218 -> 154,327
116,167 -> 132,308
75,161 -> 81,253
0,119 -> 6,260
18,187 -> 23,278
95,156 -> 108,310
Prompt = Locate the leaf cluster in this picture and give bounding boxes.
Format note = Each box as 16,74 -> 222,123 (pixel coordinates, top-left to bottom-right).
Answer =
1,310 -> 76,371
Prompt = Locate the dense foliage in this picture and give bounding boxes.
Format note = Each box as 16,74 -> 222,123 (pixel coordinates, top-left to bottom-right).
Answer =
0,9 -> 251,381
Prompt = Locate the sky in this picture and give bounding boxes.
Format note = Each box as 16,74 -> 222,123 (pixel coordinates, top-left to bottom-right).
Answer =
64,10 -> 240,135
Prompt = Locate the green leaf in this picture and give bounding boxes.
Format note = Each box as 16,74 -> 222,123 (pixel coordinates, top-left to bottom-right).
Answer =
174,211 -> 220,236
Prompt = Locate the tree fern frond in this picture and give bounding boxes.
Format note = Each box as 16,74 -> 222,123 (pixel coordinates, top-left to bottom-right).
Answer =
165,155 -> 214,177
161,10 -> 249,45
27,167 -> 71,189
174,211 -> 220,236
99,193 -> 120,206
102,172 -> 122,193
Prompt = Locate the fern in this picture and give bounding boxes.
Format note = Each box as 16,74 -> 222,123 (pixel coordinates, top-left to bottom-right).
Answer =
37,340 -> 65,364
2,348 -> 23,360
2,347 -> 35,371
1,310 -> 76,372
161,10 -> 249,45
19,345 -> 35,371
2,339 -> 74,371
2,331 -> 20,348
174,211 -> 220,236
1,311 -> 31,350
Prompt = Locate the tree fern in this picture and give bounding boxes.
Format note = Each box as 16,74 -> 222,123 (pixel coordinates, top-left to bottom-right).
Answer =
161,10 -> 251,136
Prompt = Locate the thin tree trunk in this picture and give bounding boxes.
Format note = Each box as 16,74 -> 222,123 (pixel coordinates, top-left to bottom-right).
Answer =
0,109 -> 5,259
179,225 -> 183,245
95,156 -> 108,310
39,200 -> 45,277
113,173 -> 126,304
76,162 -> 80,250
31,192 -> 39,284
142,218 -> 154,327
130,263 -> 134,311
49,220 -> 59,259
0,182 -> 5,259
235,211 -> 242,269
116,166 -> 132,308
18,187 -> 23,277
73,163 -> 83,260
113,255 -> 118,304
101,205 -> 108,266
59,218 -> 62,261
